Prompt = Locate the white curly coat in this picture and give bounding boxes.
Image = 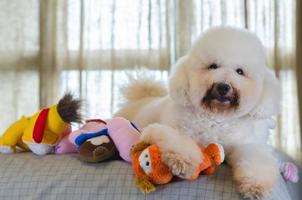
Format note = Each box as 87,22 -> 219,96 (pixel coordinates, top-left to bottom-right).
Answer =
115,27 -> 281,199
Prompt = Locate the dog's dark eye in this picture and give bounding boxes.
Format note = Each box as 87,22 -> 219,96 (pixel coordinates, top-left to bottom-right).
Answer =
208,63 -> 219,70
236,68 -> 244,75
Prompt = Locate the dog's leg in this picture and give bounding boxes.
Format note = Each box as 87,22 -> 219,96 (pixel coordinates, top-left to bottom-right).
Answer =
227,144 -> 279,199
141,123 -> 202,178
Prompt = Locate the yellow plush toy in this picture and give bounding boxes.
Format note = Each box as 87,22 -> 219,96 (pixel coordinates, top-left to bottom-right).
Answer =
0,94 -> 81,155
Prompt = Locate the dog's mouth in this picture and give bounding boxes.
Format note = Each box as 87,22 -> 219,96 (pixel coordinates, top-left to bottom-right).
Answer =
201,83 -> 239,112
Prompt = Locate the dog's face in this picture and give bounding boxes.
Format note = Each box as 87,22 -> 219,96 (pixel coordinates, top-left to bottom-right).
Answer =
169,27 -> 280,119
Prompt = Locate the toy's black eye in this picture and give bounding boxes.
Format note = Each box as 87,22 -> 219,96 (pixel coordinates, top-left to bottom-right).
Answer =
208,63 -> 219,70
145,154 -> 148,158
236,68 -> 244,75
146,161 -> 150,166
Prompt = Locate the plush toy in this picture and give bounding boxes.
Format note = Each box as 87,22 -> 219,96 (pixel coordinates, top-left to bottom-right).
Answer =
280,162 -> 299,183
69,119 -> 118,162
57,117 -> 141,163
79,134 -> 119,162
0,94 -> 81,155
131,141 -> 225,193
107,117 -> 141,162
54,132 -> 77,154
55,119 -> 108,154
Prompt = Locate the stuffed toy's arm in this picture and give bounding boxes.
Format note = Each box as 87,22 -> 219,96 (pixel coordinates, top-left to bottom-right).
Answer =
0,117 -> 29,153
135,176 -> 156,194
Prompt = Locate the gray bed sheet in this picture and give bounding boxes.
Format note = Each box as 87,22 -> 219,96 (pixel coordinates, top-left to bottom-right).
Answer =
0,152 -> 297,200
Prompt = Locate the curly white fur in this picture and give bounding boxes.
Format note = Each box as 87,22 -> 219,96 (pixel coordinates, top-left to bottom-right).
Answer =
115,26 -> 280,199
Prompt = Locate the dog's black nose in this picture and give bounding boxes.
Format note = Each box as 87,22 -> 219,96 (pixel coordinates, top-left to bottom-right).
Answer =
216,83 -> 230,96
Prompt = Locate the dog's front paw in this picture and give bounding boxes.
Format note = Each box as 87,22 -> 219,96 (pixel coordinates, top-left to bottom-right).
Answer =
236,177 -> 273,199
161,152 -> 196,179
234,166 -> 278,199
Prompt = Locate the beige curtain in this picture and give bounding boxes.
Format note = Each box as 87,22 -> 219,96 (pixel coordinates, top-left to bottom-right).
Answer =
0,0 -> 300,163
296,0 -> 302,163
39,0 -> 171,116
0,0 -> 40,134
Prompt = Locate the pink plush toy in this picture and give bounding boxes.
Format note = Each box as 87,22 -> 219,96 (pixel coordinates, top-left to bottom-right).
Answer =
54,126 -> 74,154
107,117 -> 141,162
68,119 -> 107,147
280,162 -> 299,183
55,119 -> 107,154
55,117 -> 141,163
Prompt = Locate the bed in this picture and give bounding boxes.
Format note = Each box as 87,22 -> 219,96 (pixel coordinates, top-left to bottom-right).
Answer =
0,151 -> 300,200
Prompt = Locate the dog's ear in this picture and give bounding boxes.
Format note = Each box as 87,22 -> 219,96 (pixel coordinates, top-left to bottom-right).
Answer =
249,68 -> 281,119
168,56 -> 190,105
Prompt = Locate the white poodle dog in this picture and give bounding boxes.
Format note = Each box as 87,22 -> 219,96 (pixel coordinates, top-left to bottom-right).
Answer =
115,27 -> 281,199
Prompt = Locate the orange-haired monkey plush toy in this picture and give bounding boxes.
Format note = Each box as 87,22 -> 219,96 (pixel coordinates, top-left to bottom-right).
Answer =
131,141 -> 225,193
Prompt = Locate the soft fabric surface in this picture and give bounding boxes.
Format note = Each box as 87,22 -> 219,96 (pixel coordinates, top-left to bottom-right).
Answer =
0,153 -> 294,200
